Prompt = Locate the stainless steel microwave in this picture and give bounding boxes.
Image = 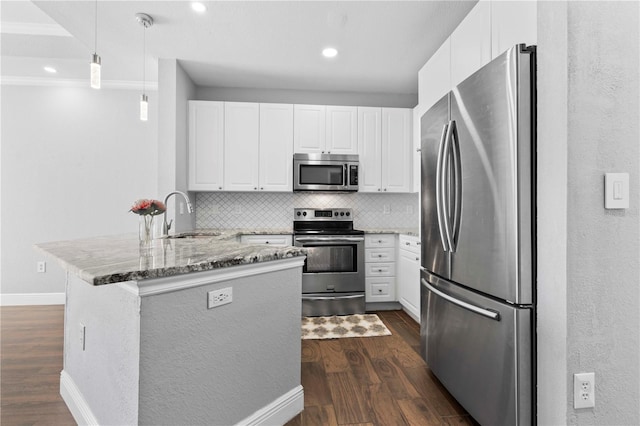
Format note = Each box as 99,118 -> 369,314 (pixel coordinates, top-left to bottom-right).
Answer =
293,153 -> 359,192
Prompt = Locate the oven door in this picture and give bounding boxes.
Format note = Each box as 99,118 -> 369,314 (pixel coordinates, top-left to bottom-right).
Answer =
294,236 -> 365,293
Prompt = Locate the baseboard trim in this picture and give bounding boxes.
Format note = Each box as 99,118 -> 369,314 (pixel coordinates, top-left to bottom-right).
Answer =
237,385 -> 304,426
60,370 -> 99,426
0,292 -> 65,306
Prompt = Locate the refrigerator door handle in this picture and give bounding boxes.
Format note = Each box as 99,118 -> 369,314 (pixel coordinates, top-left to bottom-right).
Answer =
450,120 -> 462,252
422,278 -> 501,321
441,121 -> 455,252
435,122 -> 450,252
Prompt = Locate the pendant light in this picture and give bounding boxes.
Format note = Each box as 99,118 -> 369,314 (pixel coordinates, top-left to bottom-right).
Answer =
90,0 -> 101,89
136,13 -> 153,121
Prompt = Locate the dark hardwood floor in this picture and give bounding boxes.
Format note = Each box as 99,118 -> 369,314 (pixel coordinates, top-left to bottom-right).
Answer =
1,306 -> 475,426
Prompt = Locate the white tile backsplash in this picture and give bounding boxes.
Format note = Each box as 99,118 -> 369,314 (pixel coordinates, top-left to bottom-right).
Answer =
196,192 -> 419,230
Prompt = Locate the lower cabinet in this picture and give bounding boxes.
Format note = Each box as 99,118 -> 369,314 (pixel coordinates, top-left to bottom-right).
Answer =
397,234 -> 421,322
239,234 -> 292,246
364,234 -> 396,302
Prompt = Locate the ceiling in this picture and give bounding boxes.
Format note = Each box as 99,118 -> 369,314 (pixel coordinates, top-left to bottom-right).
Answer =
1,0 -> 476,95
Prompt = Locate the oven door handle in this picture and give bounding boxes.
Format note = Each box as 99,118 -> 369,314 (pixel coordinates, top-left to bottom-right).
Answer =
294,236 -> 365,243
302,294 -> 365,301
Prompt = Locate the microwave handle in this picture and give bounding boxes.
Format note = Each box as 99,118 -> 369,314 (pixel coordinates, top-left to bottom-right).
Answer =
343,164 -> 347,187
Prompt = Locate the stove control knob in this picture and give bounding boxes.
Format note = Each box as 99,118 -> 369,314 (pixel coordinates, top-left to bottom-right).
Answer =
302,211 -> 307,216
346,212 -> 350,216
296,211 -> 301,216
340,212 -> 345,216
334,212 -> 338,216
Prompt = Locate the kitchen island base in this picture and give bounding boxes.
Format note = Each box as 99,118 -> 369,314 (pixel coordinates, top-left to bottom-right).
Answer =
60,258 -> 304,426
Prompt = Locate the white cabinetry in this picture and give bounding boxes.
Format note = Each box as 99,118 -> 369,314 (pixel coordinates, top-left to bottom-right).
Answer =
358,108 -> 413,193
364,234 -> 396,302
418,38 -> 451,113
239,234 -> 292,246
188,101 -> 224,191
491,1 -> 537,60
188,101 -> 293,192
224,102 -> 259,191
294,105 -> 357,154
397,234 -> 421,322
450,1 -> 492,87
259,104 -> 294,191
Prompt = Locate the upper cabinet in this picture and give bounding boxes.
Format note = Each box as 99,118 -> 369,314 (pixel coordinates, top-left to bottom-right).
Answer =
259,103 -> 294,192
224,102 -> 260,191
358,107 -> 413,193
491,1 -> 537,60
294,105 -> 358,154
188,101 -> 293,192
417,0 -> 537,112
450,0 -> 492,87
188,101 -> 224,191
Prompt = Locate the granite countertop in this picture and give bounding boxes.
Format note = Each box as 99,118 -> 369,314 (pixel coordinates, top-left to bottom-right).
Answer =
361,228 -> 420,236
36,229 -> 304,286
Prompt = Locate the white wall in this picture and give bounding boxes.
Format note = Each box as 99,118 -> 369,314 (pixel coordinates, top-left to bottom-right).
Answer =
0,85 -> 158,298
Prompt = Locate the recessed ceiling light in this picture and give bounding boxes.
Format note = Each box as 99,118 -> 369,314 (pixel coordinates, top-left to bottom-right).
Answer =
44,66 -> 57,73
322,47 -> 338,58
191,2 -> 207,13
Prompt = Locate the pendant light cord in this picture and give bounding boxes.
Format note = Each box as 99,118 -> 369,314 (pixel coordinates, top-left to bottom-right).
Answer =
94,0 -> 98,54
142,25 -> 146,95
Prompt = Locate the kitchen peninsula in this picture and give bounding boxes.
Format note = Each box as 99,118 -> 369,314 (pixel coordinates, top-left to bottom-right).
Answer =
36,230 -> 306,426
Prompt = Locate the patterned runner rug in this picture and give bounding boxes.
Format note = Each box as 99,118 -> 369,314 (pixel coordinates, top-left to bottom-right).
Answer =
301,314 -> 392,340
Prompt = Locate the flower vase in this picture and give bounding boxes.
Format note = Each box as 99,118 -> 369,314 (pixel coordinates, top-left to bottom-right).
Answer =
139,215 -> 155,245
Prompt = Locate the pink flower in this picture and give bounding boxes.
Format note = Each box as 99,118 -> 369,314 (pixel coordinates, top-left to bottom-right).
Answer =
130,199 -> 166,216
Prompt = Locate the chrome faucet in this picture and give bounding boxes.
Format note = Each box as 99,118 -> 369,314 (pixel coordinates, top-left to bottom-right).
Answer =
162,191 -> 194,237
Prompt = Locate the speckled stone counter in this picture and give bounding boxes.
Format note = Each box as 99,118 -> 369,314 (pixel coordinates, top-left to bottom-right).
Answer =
36,228 -> 304,286
361,228 -> 420,237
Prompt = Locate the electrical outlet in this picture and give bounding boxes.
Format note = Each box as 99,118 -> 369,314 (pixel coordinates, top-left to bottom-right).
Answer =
36,261 -> 46,273
179,201 -> 185,215
233,205 -> 242,215
208,287 -> 233,309
383,204 -> 390,215
574,372 -> 595,409
79,323 -> 86,351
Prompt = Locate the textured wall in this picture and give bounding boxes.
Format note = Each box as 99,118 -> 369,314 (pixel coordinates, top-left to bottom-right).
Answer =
138,266 -> 302,425
196,191 -> 419,230
565,2 -> 639,425
64,274 -> 140,425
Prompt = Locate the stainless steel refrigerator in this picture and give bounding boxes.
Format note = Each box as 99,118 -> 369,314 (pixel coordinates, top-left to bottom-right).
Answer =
420,44 -> 536,426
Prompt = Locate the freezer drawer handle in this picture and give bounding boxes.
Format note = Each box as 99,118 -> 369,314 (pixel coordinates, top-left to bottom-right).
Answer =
302,294 -> 365,301
422,279 -> 501,321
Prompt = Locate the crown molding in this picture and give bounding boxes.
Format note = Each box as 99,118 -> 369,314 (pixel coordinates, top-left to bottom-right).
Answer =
0,76 -> 158,91
1,22 -> 72,37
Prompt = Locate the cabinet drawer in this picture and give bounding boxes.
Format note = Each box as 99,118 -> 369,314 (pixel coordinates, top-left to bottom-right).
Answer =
239,234 -> 292,246
365,234 -> 396,248
365,248 -> 395,263
399,235 -> 421,255
365,262 -> 396,277
366,277 -> 396,302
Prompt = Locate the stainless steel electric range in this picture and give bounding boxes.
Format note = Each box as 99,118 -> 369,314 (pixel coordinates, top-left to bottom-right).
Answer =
293,208 -> 365,316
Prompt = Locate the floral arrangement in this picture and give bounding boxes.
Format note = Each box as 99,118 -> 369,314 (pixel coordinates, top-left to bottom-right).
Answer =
129,199 -> 166,216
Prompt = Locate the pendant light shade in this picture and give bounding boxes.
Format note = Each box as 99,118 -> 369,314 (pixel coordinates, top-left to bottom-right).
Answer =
90,0 -> 101,89
136,13 -> 153,122
90,53 -> 101,89
140,94 -> 149,121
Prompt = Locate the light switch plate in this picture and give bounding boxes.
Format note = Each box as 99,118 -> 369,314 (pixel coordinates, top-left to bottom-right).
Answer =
604,173 -> 629,209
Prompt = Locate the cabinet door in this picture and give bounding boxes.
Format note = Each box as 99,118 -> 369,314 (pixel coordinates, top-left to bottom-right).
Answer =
398,248 -> 421,321
188,101 -> 224,191
491,1 -> 537,59
450,1 -> 491,87
418,37 -> 451,112
224,102 -> 259,191
357,107 -> 382,192
294,105 -> 326,153
259,103 -> 294,192
326,106 -> 358,154
381,108 -> 413,193
412,106 -> 422,193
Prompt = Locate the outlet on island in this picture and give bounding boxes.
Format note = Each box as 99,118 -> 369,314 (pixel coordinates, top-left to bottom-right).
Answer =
208,287 -> 233,309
